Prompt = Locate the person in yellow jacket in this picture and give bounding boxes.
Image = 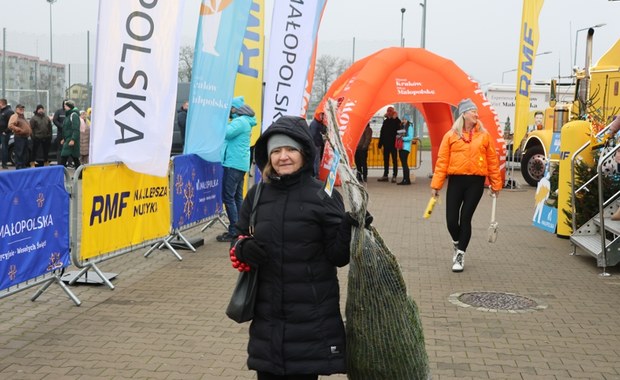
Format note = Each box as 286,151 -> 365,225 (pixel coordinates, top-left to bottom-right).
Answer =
430,98 -> 502,272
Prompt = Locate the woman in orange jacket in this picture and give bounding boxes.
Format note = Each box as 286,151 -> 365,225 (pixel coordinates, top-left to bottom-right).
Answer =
430,98 -> 502,272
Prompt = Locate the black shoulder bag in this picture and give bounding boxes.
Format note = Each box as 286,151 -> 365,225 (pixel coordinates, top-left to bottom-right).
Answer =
225,182 -> 262,323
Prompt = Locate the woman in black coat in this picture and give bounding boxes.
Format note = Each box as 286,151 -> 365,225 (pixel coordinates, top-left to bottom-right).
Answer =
232,115 -> 354,380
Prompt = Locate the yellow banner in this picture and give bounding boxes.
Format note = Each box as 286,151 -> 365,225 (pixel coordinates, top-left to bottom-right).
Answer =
513,0 -> 544,151
234,0 -> 264,146
80,164 -> 170,260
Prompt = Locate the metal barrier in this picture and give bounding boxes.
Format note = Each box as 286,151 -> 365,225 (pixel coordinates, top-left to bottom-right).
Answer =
366,137 -> 421,169
0,166 -> 80,306
145,155 -> 226,260
66,162 -> 171,289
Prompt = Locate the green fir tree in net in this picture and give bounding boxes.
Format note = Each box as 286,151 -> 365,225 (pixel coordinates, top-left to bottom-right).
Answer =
324,100 -> 431,380
564,153 -> 620,229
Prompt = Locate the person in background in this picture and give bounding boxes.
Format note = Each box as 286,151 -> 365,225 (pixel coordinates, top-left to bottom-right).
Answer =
430,98 -> 502,272
30,104 -> 53,166
396,117 -> 414,185
216,96 -> 257,243
59,100 -> 81,169
377,106 -> 400,182
0,98 -> 15,169
177,100 -> 188,146
308,111 -> 327,177
231,115 -> 364,380
8,104 -> 32,169
79,110 -> 91,164
355,122 -> 373,182
53,102 -> 67,165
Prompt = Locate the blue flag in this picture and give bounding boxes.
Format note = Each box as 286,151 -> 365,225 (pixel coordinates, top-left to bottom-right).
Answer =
184,0 -> 253,162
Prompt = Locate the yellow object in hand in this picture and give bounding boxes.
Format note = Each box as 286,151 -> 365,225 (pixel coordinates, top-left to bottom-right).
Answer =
423,196 -> 438,219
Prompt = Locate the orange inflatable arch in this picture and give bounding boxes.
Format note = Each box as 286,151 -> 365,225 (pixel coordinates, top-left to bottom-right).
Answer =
317,47 -> 506,181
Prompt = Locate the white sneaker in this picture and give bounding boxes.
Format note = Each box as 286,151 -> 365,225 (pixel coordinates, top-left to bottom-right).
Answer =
452,250 -> 465,272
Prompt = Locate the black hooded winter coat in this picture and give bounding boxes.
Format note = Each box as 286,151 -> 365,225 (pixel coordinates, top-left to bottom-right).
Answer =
235,115 -> 350,376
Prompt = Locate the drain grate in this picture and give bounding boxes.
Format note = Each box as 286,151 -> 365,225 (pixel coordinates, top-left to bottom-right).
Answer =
448,291 -> 547,313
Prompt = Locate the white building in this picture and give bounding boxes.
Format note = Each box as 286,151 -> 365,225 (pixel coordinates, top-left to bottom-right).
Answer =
0,50 -> 65,115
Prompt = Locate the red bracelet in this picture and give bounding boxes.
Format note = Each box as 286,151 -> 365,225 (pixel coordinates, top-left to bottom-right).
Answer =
229,235 -> 251,272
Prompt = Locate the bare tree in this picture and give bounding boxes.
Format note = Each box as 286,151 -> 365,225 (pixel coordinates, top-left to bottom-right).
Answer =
178,45 -> 194,82
309,55 -> 350,115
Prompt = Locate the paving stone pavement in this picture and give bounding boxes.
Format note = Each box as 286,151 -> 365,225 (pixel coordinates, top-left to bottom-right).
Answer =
1,152 -> 620,379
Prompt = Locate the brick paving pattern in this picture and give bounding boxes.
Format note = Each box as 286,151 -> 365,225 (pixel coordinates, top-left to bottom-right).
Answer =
1,153 -> 620,379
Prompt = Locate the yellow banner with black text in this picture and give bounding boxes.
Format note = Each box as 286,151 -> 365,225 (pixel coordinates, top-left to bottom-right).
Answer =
80,164 -> 170,260
513,0 -> 545,151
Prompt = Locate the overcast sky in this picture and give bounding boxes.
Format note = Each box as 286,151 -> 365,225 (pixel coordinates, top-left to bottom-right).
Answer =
3,0 -> 620,87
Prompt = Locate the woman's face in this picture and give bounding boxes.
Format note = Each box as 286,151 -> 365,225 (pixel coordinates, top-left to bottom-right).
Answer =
270,146 -> 304,176
462,109 -> 479,126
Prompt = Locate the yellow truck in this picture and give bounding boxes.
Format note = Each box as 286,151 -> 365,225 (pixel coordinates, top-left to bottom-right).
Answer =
518,32 -> 620,186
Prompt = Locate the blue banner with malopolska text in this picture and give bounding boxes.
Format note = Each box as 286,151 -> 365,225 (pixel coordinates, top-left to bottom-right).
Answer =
184,0 -> 253,162
172,154 -> 224,229
0,167 -> 70,291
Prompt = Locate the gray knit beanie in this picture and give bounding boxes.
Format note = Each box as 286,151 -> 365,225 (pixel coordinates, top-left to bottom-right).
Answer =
267,134 -> 303,155
457,98 -> 477,115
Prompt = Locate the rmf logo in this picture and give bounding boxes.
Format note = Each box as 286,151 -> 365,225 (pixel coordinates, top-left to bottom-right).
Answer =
89,192 -> 130,226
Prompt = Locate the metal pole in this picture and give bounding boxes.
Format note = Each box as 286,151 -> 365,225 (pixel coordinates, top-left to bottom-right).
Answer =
400,8 -> 406,47
420,0 -> 427,48
2,28 -> 5,98
573,29 -> 582,68
35,61 -> 39,102
398,8 -> 406,118
87,30 -> 91,108
49,1 -> 53,66
48,0 -> 55,108
351,36 -> 355,64
574,24 -> 606,67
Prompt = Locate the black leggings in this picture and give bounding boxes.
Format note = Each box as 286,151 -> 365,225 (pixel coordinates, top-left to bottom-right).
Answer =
398,149 -> 410,181
354,148 -> 369,180
446,175 -> 485,251
257,372 -> 318,380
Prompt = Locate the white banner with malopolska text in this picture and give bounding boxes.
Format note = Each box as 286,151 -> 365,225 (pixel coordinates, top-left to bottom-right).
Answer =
262,0 -> 325,130
90,0 -> 186,177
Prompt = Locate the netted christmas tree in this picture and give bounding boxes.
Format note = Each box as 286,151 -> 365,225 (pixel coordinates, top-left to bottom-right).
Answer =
324,100 -> 431,380
563,149 -> 620,229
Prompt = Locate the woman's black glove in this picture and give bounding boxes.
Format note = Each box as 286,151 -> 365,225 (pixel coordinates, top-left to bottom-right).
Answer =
344,211 -> 373,229
236,238 -> 269,267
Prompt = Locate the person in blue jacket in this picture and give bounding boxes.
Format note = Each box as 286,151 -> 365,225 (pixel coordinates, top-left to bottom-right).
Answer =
396,118 -> 415,185
216,96 -> 257,242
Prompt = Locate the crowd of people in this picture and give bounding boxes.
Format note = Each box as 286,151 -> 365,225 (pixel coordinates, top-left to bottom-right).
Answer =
0,98 -> 90,170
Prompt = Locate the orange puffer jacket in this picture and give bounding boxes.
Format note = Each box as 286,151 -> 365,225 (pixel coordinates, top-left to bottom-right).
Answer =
431,127 -> 502,192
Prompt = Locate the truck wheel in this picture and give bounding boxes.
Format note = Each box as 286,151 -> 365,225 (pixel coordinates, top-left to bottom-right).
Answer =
521,145 -> 546,187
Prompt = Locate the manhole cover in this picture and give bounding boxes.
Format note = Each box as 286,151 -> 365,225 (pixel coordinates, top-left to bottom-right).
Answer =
448,291 -> 547,313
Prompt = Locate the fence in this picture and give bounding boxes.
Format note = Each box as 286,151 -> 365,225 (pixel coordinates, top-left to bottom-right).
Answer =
0,166 -> 80,306
145,154 -> 226,261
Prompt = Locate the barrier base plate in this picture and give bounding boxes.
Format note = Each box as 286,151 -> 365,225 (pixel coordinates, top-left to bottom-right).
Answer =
60,271 -> 118,285
168,237 -> 204,250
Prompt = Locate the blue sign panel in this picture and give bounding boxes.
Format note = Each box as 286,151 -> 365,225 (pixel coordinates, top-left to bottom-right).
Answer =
171,154 -> 223,229
0,167 -> 70,290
